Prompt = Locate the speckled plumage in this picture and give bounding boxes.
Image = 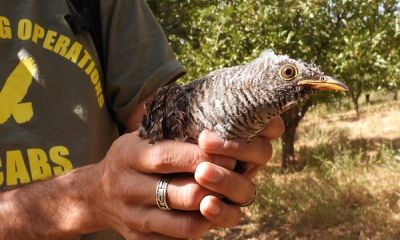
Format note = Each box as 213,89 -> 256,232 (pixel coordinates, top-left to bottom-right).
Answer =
139,50 -> 346,144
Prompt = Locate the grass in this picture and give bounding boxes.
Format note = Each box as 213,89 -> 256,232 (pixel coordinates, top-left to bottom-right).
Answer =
204,95 -> 400,240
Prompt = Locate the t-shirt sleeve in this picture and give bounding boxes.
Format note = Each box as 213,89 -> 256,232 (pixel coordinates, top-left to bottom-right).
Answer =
100,0 -> 185,124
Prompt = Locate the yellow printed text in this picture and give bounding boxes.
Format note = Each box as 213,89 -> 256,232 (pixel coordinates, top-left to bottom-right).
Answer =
0,16 -> 12,39
0,146 -> 74,187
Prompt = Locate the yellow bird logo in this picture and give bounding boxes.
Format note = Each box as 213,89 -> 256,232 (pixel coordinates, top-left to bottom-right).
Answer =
0,53 -> 37,124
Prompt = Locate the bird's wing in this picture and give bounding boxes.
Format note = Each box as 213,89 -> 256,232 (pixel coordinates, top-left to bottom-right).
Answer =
139,83 -> 191,143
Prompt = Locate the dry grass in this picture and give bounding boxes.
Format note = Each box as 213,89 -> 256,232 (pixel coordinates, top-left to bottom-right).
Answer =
204,97 -> 400,240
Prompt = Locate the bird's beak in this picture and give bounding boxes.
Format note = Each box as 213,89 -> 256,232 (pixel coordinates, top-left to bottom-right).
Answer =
297,76 -> 349,91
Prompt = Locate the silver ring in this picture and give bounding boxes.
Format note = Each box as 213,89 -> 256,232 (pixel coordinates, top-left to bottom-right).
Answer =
239,189 -> 257,207
156,177 -> 172,210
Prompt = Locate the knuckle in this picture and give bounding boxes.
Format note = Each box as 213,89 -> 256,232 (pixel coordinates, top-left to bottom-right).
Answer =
136,217 -> 151,233
183,148 -> 203,171
112,179 -> 130,200
189,149 -> 204,166
119,182 -> 140,202
108,136 -> 127,160
148,145 -> 170,172
147,142 -> 202,173
110,173 -> 144,203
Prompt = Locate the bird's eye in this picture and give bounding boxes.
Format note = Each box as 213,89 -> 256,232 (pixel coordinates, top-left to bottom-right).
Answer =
279,64 -> 298,80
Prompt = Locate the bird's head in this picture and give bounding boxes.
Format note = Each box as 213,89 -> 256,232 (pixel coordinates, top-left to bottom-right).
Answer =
252,50 -> 349,111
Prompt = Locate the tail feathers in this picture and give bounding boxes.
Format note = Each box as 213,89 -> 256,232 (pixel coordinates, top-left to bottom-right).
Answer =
138,84 -> 189,144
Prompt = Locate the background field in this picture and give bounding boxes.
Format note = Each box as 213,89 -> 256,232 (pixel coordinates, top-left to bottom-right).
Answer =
206,94 -> 400,240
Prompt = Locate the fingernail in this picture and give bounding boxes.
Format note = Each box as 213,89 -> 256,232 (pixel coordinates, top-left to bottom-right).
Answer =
200,130 -> 224,150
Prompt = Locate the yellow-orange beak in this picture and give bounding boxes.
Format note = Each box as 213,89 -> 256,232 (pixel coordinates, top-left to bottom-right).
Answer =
297,76 -> 349,91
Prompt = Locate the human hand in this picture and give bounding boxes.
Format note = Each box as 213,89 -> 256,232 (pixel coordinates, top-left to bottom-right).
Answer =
194,116 -> 285,227
87,116 -> 284,239
89,131 -> 241,239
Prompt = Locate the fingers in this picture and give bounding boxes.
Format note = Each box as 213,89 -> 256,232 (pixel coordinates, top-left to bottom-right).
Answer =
106,175 -> 214,239
117,116 -> 283,174
150,211 -> 211,239
121,168 -> 255,211
198,130 -> 273,165
195,162 -> 256,205
147,140 -> 236,172
115,132 -> 236,174
167,175 -> 214,210
118,173 -> 212,211
200,195 -> 243,228
120,170 -> 252,212
116,174 -> 244,238
118,196 -> 242,238
258,116 -> 285,140
125,208 -> 211,239
117,116 -> 283,175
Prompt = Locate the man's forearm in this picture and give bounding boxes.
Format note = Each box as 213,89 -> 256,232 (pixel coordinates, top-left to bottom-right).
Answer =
0,164 -> 104,240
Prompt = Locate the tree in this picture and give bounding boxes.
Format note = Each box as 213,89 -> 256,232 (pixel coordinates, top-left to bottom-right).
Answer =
329,0 -> 400,115
148,0 -> 400,169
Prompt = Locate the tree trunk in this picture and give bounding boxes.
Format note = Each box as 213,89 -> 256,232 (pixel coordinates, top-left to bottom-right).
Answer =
350,91 -> 361,117
354,99 -> 360,116
280,100 -> 313,170
282,124 -> 296,169
365,93 -> 370,104
394,91 -> 398,101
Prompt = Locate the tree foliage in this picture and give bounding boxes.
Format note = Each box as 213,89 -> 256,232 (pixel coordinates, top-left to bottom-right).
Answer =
149,0 -> 399,85
148,0 -> 400,167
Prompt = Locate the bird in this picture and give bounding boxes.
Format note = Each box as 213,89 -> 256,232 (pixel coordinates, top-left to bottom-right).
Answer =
138,50 -> 348,144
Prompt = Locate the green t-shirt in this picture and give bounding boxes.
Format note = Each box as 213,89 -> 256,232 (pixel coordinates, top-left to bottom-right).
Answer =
0,0 -> 184,238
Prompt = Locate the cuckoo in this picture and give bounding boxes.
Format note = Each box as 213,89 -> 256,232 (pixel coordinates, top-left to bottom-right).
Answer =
139,50 -> 348,144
